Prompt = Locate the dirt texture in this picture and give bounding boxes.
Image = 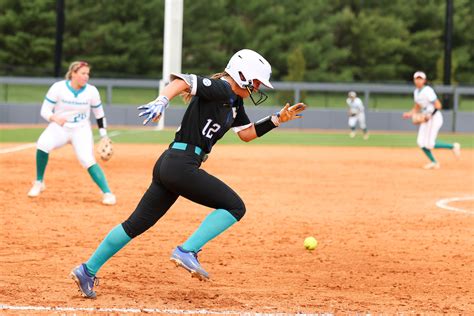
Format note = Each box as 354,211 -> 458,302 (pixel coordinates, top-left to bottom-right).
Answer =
1,143 -> 473,314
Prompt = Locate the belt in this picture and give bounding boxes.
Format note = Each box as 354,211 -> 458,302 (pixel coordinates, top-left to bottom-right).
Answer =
170,142 -> 208,162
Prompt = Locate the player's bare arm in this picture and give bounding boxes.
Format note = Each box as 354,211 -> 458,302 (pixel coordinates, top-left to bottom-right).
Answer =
403,103 -> 421,118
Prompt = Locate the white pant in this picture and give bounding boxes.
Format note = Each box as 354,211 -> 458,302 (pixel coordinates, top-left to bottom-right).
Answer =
417,111 -> 443,149
37,122 -> 96,168
348,112 -> 367,129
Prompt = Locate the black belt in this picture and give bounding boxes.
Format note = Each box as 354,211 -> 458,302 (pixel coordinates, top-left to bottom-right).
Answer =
170,142 -> 208,162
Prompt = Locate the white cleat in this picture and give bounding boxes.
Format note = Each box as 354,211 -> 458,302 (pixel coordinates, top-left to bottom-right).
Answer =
363,133 -> 369,140
452,142 -> 461,158
102,193 -> 116,205
423,162 -> 440,170
349,131 -> 356,138
28,181 -> 45,197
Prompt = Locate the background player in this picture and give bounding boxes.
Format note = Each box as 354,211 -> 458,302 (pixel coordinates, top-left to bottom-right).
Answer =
70,49 -> 306,298
346,91 -> 369,140
403,71 -> 460,169
28,61 -> 116,205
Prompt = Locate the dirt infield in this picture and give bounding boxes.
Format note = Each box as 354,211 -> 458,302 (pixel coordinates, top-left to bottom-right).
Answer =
0,143 -> 473,314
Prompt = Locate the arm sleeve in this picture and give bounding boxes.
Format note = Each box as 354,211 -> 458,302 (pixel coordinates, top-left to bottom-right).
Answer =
426,87 -> 438,103
231,105 -> 252,133
40,83 -> 59,122
90,86 -> 105,119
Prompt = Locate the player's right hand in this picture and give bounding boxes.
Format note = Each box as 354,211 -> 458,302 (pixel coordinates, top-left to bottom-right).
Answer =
278,102 -> 307,123
50,114 -> 67,126
137,96 -> 170,125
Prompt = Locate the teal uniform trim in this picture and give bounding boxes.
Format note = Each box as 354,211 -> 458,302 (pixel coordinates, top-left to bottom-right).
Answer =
421,147 -> 436,163
434,141 -> 453,149
36,149 -> 49,181
44,97 -> 56,104
87,164 -> 111,193
85,224 -> 132,276
181,208 -> 237,253
91,103 -> 102,108
171,142 -> 203,155
66,80 -> 87,98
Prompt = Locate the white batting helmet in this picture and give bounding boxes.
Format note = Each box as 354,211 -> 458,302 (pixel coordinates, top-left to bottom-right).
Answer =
348,91 -> 357,98
225,49 -> 273,90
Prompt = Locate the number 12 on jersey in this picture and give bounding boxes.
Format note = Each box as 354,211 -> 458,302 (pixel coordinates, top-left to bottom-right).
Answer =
202,119 -> 221,139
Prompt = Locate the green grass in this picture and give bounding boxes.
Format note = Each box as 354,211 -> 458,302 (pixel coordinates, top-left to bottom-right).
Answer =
1,84 -> 473,111
1,128 -> 473,148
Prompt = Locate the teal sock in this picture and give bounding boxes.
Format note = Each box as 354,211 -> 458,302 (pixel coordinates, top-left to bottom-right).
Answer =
363,128 -> 368,134
434,141 -> 454,149
36,149 -> 49,181
87,164 -> 111,193
181,209 -> 237,252
85,224 -> 132,275
421,147 -> 437,163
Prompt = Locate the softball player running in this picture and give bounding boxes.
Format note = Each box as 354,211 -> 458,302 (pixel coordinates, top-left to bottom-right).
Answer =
28,61 -> 116,205
346,91 -> 368,139
70,49 -> 306,298
403,71 -> 460,169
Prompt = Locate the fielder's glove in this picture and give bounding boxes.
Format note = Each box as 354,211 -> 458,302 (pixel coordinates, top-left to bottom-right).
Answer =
137,96 -> 170,125
97,136 -> 113,161
278,103 -> 307,123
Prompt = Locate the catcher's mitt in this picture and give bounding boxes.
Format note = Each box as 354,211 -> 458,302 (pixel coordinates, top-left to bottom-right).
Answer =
411,113 -> 429,125
97,137 -> 113,161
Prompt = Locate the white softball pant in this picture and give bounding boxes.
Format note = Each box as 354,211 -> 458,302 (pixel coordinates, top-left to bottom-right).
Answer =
348,112 -> 366,129
37,122 -> 96,168
417,111 -> 443,149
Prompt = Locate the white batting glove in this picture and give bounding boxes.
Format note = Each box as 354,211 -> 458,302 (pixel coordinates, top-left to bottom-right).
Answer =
137,96 -> 170,125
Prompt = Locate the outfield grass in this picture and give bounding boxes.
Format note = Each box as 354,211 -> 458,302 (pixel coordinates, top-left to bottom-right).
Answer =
1,84 -> 473,111
1,127 -> 473,148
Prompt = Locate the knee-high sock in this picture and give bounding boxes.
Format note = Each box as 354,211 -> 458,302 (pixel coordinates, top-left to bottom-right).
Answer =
36,149 -> 49,181
422,147 -> 436,163
87,164 -> 111,193
434,141 -> 454,149
181,209 -> 237,253
85,224 -> 132,276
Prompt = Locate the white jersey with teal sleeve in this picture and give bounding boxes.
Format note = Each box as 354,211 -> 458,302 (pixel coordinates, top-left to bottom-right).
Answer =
413,85 -> 437,114
346,97 -> 364,114
40,80 -> 104,128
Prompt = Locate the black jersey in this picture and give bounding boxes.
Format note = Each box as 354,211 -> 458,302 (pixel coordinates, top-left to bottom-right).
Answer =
174,75 -> 251,153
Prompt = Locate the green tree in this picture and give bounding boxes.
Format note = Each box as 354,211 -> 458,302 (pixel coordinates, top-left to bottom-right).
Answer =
0,0 -> 56,75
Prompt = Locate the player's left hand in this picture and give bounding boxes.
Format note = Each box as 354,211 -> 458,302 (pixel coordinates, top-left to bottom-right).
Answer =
278,103 -> 307,123
137,96 -> 170,125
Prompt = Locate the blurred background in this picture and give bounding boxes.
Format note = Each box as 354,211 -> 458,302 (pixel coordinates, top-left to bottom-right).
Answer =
1,0 -> 473,130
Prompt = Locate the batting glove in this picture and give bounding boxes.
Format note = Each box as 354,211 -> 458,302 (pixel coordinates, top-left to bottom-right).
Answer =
278,102 -> 307,123
137,96 -> 170,125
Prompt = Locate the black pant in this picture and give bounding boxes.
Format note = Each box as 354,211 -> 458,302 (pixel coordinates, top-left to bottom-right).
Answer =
122,148 -> 246,238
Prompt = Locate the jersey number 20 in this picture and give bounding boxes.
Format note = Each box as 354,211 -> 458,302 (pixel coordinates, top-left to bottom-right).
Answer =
202,119 -> 221,139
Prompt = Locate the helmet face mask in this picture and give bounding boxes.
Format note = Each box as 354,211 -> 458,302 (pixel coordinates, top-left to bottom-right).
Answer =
226,49 -> 273,106
245,84 -> 268,106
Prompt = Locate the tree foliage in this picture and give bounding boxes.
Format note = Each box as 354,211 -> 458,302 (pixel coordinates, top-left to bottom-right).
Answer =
0,0 -> 472,83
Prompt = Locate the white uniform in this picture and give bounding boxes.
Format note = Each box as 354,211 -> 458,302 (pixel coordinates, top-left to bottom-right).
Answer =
346,97 -> 367,129
414,85 -> 442,149
37,80 -> 104,168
